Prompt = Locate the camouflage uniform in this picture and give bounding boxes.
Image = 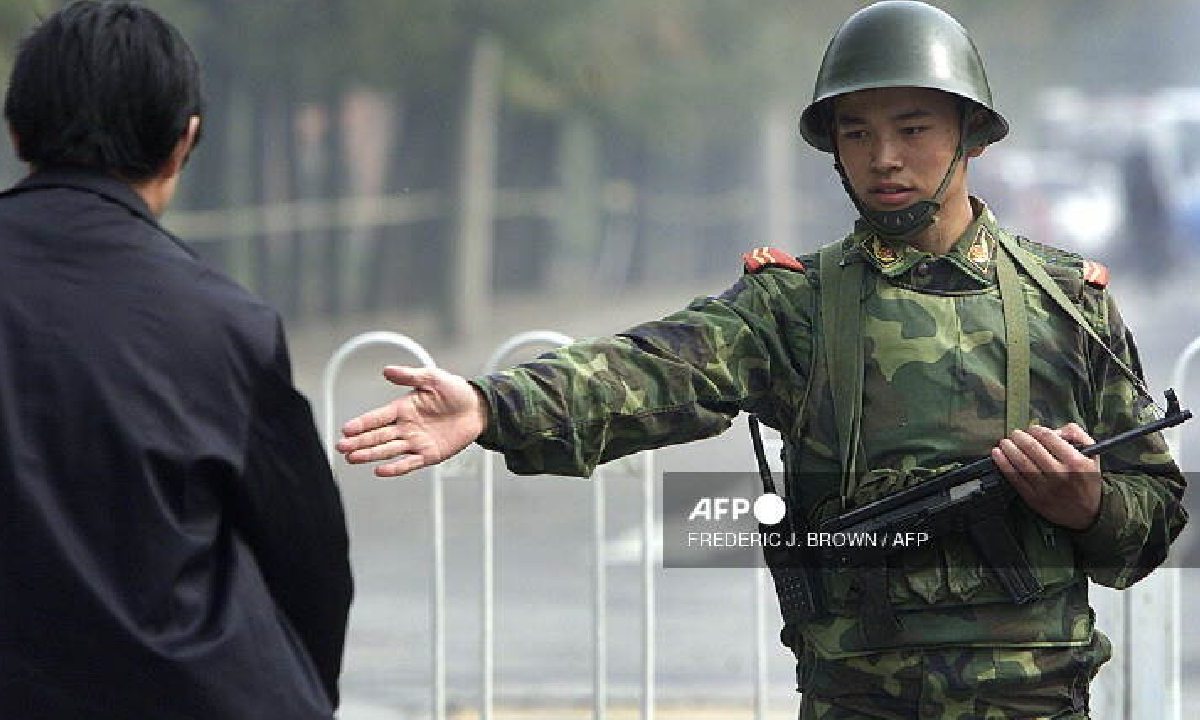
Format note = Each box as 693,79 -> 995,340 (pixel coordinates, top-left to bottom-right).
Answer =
471,200 -> 1186,719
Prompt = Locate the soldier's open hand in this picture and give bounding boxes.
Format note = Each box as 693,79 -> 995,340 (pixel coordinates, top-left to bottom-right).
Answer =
337,366 -> 488,477
991,423 -> 1102,531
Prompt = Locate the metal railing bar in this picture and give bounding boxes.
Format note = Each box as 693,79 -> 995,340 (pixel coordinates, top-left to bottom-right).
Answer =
319,331 -> 445,720
480,331 -> 578,720
642,451 -> 656,720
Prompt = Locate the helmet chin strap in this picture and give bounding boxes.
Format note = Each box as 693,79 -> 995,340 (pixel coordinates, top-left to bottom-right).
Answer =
833,107 -> 969,239
835,147 -> 962,238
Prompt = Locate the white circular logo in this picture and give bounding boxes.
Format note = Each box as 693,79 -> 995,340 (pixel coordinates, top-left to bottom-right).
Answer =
753,493 -> 786,525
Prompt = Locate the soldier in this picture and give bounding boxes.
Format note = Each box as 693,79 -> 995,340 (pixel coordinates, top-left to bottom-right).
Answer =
339,2 -> 1185,717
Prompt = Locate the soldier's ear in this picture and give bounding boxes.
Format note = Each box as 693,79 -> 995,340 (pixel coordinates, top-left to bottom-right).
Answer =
964,107 -> 991,157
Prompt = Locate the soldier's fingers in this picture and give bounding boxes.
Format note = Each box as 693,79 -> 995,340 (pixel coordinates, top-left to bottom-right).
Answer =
1009,429 -> 1061,475
998,436 -> 1042,478
1056,423 -> 1095,448
341,401 -> 401,438
992,447 -> 1034,496
335,424 -> 400,454
1034,425 -> 1101,475
1028,425 -> 1086,465
345,438 -> 411,465
383,365 -> 435,389
376,454 -> 426,478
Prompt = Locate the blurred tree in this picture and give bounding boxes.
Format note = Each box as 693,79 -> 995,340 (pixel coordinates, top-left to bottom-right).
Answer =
482,0 -> 833,157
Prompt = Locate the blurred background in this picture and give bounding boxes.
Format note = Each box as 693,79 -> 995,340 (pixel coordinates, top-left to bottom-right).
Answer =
2,0 -> 1199,327
4,1 -> 1200,718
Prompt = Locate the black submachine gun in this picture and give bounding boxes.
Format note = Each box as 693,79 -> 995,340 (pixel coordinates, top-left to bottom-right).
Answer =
820,390 -> 1192,607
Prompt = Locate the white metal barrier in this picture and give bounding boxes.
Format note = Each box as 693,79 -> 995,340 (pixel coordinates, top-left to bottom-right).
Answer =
641,449 -> 656,720
1158,332 -> 1200,720
474,331 -> 663,720
475,333 -> 763,720
322,330 -> 672,719
477,331 -> 599,720
320,332 -> 446,720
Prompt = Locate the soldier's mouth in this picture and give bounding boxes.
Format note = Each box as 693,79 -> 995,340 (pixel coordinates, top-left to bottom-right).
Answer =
871,186 -> 918,206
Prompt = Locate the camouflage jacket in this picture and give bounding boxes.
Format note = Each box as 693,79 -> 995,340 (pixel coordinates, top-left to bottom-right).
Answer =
471,200 -> 1187,657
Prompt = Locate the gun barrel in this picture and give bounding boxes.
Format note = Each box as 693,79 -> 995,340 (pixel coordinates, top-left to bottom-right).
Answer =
1078,408 -> 1192,459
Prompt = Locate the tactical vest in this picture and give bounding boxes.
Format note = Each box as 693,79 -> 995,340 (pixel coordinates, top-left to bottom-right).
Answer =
770,231 -> 1139,659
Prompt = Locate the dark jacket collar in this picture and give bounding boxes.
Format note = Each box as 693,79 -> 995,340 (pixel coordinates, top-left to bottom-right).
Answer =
6,167 -> 196,258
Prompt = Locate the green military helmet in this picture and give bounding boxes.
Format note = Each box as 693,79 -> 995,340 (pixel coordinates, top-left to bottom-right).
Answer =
799,0 -> 1008,153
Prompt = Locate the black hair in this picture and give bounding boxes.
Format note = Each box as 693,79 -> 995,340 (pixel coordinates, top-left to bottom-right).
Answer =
3,0 -> 204,181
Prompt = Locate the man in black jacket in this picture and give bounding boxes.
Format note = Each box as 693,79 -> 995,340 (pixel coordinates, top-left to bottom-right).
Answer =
0,3 -> 353,718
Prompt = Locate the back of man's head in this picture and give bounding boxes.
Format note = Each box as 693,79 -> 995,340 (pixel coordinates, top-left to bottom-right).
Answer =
3,0 -> 204,182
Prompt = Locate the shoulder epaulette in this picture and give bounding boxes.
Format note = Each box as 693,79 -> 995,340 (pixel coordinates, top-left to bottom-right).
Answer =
1010,235 -> 1083,270
742,247 -> 805,274
1010,234 -> 1110,288
1082,259 -> 1110,288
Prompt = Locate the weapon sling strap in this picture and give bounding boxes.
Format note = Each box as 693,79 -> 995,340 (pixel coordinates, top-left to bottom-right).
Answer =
995,244 -> 1031,433
996,233 -> 1154,404
818,242 -> 866,501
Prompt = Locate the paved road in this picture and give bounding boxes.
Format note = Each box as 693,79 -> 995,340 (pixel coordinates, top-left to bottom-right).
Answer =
285,266 -> 1200,719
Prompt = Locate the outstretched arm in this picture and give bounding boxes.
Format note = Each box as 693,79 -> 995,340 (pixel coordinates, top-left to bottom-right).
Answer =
338,266 -> 817,479
337,366 -> 488,477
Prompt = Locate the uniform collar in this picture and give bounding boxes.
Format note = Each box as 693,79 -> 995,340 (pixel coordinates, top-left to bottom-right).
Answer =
845,197 -> 1000,285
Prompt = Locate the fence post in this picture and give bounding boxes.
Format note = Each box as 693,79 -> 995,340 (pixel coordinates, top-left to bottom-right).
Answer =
642,450 -> 656,720
480,332 -> 603,719
319,331 -> 446,720
753,433 -> 787,720
1088,586 -> 1126,718
1142,332 -> 1200,720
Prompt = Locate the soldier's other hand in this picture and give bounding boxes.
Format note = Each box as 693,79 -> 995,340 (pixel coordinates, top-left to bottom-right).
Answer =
991,423 -> 1102,531
336,365 -> 488,478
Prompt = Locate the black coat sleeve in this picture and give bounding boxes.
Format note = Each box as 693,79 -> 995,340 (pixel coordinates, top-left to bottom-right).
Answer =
229,319 -> 354,706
